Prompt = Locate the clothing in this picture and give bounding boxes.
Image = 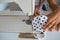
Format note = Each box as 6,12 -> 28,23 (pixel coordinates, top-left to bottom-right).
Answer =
35,0 -> 51,15
35,0 -> 44,10
35,0 -> 51,11
35,0 -> 60,15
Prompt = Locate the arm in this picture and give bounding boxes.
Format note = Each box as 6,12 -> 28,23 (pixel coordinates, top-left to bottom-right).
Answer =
47,0 -> 58,11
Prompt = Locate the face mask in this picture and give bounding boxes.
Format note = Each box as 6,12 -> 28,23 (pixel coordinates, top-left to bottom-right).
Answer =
32,15 -> 48,39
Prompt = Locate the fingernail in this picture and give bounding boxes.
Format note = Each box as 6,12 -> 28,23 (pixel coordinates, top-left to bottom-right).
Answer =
45,28 -> 48,31
51,30 -> 53,32
43,26 -> 46,29
50,31 -> 52,32
43,27 -> 45,29
58,29 -> 60,32
44,28 -> 45,30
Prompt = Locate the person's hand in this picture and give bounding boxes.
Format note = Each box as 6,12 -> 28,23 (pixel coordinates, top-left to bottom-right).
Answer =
30,8 -> 40,19
43,8 -> 60,32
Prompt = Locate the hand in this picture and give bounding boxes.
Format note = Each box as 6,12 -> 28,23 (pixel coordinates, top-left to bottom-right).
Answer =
43,8 -> 60,32
30,8 -> 40,19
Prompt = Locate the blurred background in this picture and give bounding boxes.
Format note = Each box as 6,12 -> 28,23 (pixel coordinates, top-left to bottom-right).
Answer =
0,0 -> 60,40
0,0 -> 33,15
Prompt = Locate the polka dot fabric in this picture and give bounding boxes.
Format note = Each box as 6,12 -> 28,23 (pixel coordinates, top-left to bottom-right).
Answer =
32,15 -> 48,33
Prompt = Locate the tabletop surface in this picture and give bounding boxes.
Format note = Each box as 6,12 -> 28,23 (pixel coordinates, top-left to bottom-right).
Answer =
0,9 -> 60,40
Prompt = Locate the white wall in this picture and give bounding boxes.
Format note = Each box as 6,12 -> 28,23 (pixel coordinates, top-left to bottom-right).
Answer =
14,0 -> 33,15
0,0 -> 13,3
0,0 -> 34,15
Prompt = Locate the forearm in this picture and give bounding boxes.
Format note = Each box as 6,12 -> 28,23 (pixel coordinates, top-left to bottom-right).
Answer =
46,7 -> 60,18
47,0 -> 58,11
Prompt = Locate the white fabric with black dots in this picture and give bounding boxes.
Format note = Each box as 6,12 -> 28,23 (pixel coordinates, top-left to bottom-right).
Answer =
32,15 -> 48,32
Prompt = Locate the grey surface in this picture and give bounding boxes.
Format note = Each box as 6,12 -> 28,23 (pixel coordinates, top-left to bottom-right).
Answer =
0,32 -> 60,40
0,33 -> 36,40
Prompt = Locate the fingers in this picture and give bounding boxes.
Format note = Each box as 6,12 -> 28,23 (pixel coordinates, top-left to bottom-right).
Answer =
57,23 -> 60,31
49,22 -> 57,32
44,19 -> 57,31
43,18 -> 55,29
47,0 -> 58,10
34,8 -> 40,16
58,26 -> 60,31
43,12 -> 57,30
44,14 -> 57,28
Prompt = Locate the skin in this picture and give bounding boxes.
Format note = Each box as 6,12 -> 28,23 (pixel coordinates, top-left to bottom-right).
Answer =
31,0 -> 60,32
44,0 -> 60,32
47,0 -> 58,11
44,8 -> 60,32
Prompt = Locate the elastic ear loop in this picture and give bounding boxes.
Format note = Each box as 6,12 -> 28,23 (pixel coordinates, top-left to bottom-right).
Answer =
33,31 -> 47,39
33,32 -> 38,39
33,31 -> 47,40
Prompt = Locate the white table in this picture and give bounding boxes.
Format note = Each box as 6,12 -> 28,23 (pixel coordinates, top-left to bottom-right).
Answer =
0,15 -> 32,32
0,11 -> 60,40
